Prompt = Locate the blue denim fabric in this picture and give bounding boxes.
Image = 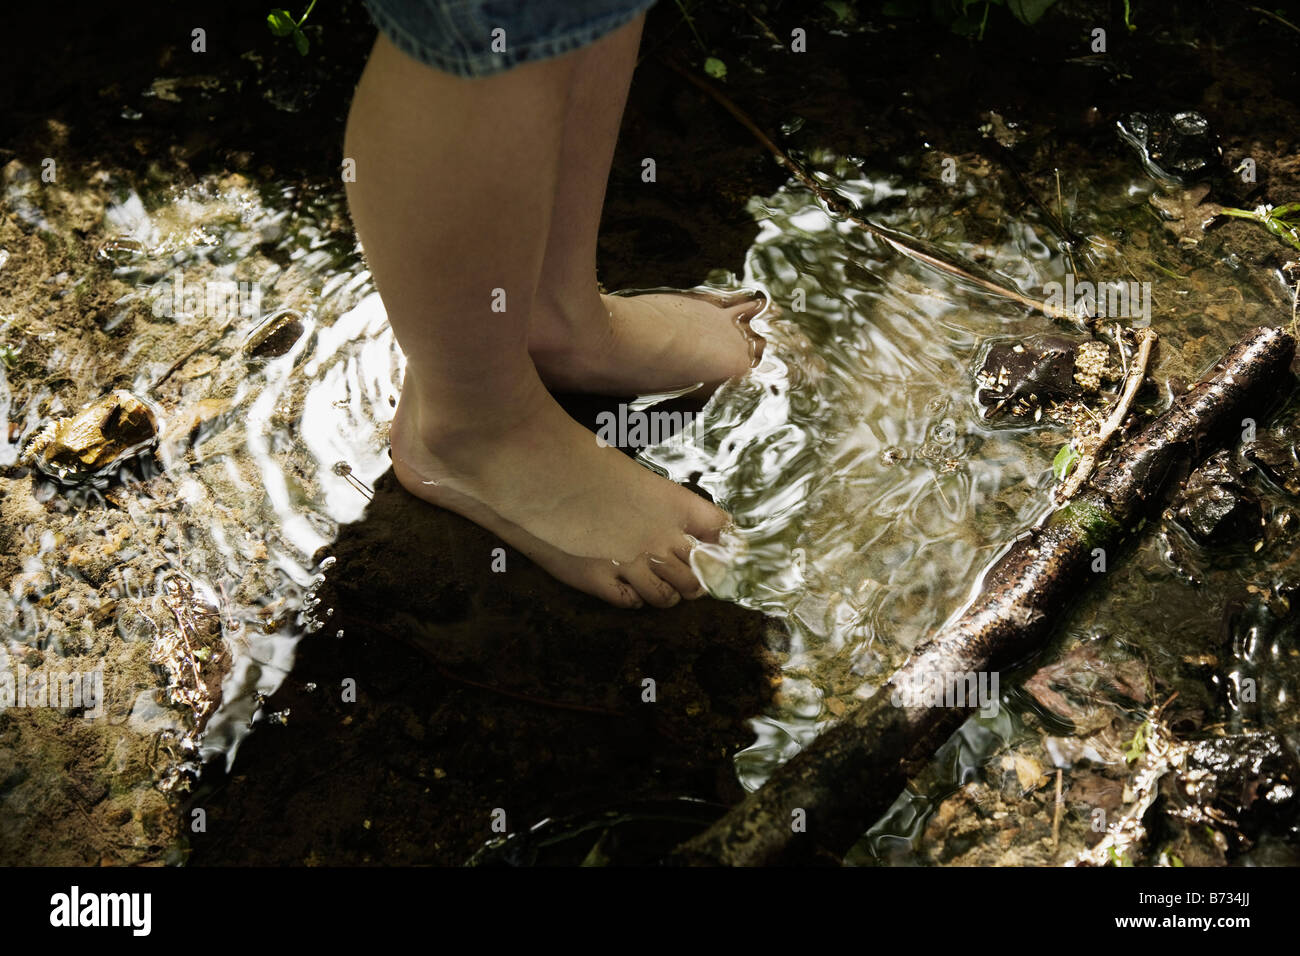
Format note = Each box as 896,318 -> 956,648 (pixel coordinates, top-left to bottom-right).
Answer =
363,0 -> 658,77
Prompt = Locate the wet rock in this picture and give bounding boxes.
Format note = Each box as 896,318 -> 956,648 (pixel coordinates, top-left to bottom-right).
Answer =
1170,449 -> 1262,544
1023,641 -> 1151,733
1117,110 -> 1222,187
243,308 -> 305,359
1147,182 -> 1222,247
1244,435 -> 1300,495
21,391 -> 159,485
975,335 -> 1083,419
1068,772 -> 1124,819
159,396 -> 232,449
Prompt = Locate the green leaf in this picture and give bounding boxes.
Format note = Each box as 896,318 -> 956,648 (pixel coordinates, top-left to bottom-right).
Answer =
293,27 -> 310,55
267,9 -> 295,36
1053,443 -> 1080,480
823,0 -> 851,22
1124,721 -> 1148,764
1007,0 -> 1058,24
703,56 -> 726,79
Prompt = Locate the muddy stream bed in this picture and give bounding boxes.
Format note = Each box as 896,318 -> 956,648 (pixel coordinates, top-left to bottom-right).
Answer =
1,0 -> 1298,865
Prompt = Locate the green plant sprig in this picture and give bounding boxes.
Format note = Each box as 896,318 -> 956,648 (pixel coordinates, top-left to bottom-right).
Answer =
1218,202 -> 1300,253
267,0 -> 318,56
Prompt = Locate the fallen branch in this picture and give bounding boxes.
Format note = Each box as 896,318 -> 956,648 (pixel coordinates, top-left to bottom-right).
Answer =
1056,327 -> 1158,501
665,58 -> 1076,322
673,325 -> 1295,866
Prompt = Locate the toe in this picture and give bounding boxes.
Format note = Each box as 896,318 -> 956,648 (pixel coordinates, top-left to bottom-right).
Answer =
727,296 -> 769,366
589,572 -> 643,609
682,498 -> 727,543
619,559 -> 682,608
649,552 -> 706,599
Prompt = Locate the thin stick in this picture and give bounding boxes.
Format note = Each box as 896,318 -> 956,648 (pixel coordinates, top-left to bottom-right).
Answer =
1286,262 -> 1300,337
665,58 -> 1075,322
1056,169 -> 1066,232
149,327 -> 226,393
1246,4 -> 1300,35
1051,768 -> 1063,851
1056,328 -> 1157,501
749,11 -> 781,45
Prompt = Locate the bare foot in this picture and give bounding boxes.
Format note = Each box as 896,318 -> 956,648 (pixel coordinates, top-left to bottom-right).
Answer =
530,288 -> 769,396
389,376 -> 727,607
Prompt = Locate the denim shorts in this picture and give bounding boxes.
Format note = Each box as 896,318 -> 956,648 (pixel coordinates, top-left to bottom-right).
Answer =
363,0 -> 659,78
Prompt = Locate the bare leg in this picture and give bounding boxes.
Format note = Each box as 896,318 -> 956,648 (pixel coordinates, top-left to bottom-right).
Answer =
528,16 -> 766,397
344,30 -> 724,607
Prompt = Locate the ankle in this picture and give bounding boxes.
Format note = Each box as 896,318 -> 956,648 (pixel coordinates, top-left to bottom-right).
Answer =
396,368 -> 550,446
529,288 -> 613,357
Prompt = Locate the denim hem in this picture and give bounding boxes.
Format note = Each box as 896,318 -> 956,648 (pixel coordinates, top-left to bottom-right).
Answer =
364,0 -> 657,79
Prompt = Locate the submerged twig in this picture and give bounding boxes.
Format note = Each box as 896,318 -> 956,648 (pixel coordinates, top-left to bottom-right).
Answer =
1283,261 -> 1300,339
332,461 -> 374,500
149,326 -> 228,393
1051,769 -> 1063,852
1056,327 -> 1157,501
665,58 -> 1075,322
984,140 -> 1082,274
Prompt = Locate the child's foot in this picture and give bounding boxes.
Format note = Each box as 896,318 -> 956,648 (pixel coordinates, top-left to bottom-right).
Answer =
529,288 -> 768,396
389,377 -> 727,608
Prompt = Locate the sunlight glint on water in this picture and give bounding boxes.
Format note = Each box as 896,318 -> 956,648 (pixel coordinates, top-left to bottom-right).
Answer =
645,171 -> 1073,789
1,177 -> 404,774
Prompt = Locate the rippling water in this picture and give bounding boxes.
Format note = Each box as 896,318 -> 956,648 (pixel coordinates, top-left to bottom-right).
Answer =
3,174 -> 400,784
3,140 -> 1293,862
646,169 -> 1066,786
644,157 -> 1287,810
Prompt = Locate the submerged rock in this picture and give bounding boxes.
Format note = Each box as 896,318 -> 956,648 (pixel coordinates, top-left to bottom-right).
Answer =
975,335 -> 1082,419
243,307 -> 305,359
1170,449 -> 1263,544
1244,435 -> 1300,495
21,390 -> 159,484
1117,110 -> 1222,187
1148,183 -> 1223,247
1023,641 -> 1151,733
